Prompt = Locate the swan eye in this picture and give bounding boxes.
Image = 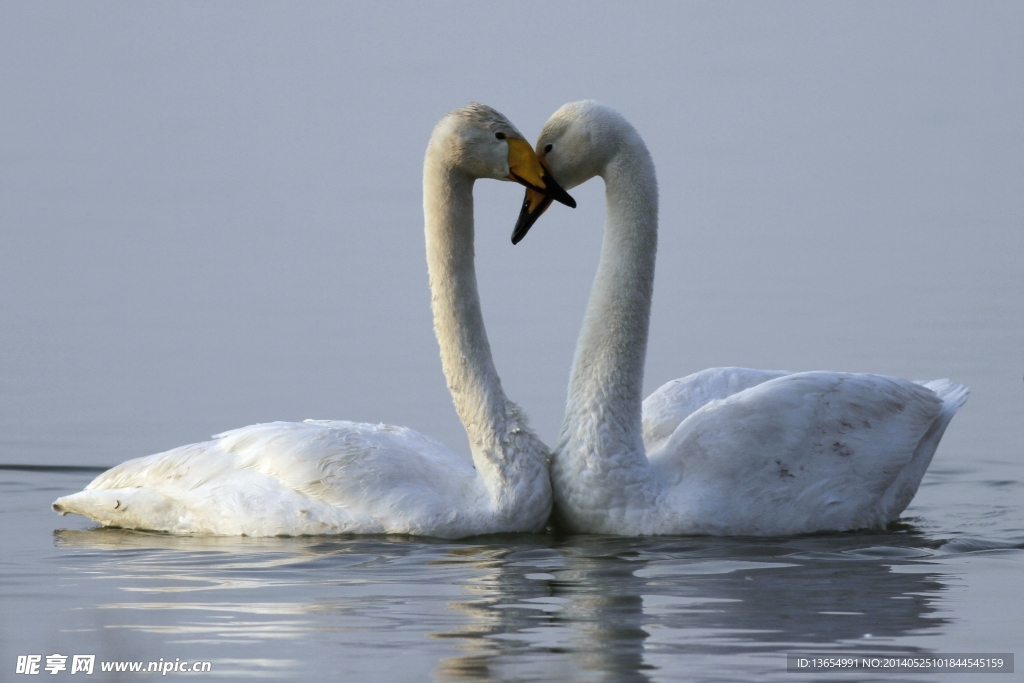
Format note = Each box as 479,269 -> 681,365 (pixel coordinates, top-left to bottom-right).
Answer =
494,132 -> 506,140
544,143 -> 553,153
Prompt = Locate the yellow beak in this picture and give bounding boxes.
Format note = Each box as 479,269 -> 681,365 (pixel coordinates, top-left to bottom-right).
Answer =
505,138 -> 576,210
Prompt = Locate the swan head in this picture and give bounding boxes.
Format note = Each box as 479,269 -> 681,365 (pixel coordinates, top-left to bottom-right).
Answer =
512,100 -> 637,244
430,103 -> 575,207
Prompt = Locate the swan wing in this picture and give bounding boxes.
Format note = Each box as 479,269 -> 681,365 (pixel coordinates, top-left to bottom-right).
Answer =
642,367 -> 790,453
53,420 -> 486,537
650,372 -> 964,534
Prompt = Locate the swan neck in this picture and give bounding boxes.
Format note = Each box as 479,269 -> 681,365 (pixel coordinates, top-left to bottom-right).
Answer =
561,136 -> 659,469
422,153 -> 542,475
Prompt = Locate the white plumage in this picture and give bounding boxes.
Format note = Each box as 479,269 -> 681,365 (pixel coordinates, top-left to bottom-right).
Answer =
640,369 -> 967,535
55,421 -> 503,537
53,104 -> 558,539
526,101 -> 968,536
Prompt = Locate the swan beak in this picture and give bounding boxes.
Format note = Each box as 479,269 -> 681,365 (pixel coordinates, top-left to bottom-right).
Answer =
511,188 -> 554,245
505,138 -> 576,209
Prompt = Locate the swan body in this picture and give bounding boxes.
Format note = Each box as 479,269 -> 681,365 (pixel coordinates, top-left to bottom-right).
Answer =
53,104 -> 572,539
518,101 -> 968,536
53,420 -> 537,537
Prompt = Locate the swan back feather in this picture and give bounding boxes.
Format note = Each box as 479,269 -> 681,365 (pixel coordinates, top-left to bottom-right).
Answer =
651,372 -> 951,535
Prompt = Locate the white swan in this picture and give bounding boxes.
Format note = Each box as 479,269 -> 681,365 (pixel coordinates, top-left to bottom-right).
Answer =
52,103 -> 576,539
513,100 -> 968,536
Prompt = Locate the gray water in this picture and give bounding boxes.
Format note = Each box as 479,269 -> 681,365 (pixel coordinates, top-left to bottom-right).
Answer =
2,2 -> 1022,681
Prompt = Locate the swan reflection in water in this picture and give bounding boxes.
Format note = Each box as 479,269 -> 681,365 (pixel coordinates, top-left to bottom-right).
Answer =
54,528 -> 951,682
432,532 -> 950,682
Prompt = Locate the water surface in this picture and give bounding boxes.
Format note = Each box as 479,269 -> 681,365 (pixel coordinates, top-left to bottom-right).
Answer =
3,468 -> 1021,681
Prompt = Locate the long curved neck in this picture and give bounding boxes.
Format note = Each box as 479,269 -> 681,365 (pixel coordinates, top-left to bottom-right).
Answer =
422,150 -> 544,489
559,134 -> 659,474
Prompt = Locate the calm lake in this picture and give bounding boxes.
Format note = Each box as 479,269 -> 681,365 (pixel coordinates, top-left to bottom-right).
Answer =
2,3 -> 1021,681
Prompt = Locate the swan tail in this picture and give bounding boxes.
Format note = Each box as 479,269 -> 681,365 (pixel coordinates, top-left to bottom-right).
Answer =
922,378 -> 971,416
878,379 -> 969,520
52,485 -> 369,536
52,487 -> 187,533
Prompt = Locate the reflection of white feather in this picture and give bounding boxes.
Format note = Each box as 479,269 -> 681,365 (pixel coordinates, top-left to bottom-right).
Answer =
537,101 -> 967,536
53,104 -> 552,539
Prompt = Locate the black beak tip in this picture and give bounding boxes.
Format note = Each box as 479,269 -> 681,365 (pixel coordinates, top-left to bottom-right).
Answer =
511,206 -> 534,245
512,192 -> 554,245
542,174 -> 576,209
